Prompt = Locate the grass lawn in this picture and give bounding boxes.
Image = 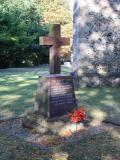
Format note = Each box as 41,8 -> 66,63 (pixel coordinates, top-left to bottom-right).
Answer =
0,67 -> 120,125
0,66 -> 70,120
0,68 -> 40,120
0,130 -> 120,160
0,67 -> 120,160
76,87 -> 120,125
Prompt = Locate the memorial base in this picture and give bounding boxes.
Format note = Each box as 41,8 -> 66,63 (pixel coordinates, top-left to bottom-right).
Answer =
22,112 -> 86,136
23,74 -> 77,134
34,74 -> 76,118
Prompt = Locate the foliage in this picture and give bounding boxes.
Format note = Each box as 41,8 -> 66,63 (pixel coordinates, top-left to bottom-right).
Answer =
0,0 -> 72,68
0,0 -> 49,68
39,0 -> 72,59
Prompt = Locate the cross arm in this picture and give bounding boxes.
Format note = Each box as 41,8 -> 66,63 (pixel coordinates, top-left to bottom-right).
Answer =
39,37 -> 55,46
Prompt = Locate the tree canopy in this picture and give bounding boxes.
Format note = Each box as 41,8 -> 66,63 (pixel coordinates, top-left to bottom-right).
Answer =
0,0 -> 71,68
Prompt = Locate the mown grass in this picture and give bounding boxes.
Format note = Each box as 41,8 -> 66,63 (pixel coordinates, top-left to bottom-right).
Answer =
0,130 -> 120,160
0,70 -> 40,120
0,67 -> 70,120
0,131 -> 47,160
76,87 -> 120,125
0,67 -> 120,160
0,67 -> 120,125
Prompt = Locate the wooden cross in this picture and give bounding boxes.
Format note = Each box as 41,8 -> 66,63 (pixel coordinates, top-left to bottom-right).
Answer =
39,24 -> 70,74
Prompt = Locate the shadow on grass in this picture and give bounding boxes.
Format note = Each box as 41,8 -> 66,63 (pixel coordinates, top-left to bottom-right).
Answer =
52,131 -> 120,160
0,70 -> 120,160
0,66 -> 71,120
0,72 -> 39,120
0,131 -> 120,160
0,67 -> 119,125
76,87 -> 120,125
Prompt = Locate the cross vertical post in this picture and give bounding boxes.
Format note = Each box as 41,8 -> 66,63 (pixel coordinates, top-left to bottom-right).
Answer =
39,24 -> 70,74
50,24 -> 61,74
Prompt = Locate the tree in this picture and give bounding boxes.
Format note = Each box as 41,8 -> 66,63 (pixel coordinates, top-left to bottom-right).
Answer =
38,0 -> 72,59
0,0 -> 72,68
0,0 -> 48,68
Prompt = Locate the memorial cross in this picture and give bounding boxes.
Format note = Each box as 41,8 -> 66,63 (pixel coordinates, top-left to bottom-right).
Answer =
40,24 -> 70,74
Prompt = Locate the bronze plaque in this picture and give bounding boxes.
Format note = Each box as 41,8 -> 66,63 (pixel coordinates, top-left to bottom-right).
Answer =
48,75 -> 76,118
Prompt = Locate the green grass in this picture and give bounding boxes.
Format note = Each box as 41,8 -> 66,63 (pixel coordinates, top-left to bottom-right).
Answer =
0,67 -> 120,160
0,67 -> 120,125
0,131 -> 47,160
0,130 -> 120,160
60,131 -> 120,160
76,87 -> 120,125
0,70 -> 41,120
0,67 -> 70,120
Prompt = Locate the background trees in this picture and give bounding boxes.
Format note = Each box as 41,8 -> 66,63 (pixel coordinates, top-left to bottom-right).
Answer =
0,0 -> 71,68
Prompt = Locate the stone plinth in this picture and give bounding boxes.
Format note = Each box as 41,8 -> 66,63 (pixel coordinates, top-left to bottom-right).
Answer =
34,74 -> 76,118
23,74 -> 77,134
22,113 -> 86,136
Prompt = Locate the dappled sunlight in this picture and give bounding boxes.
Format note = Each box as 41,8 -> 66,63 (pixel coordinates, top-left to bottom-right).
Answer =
14,76 -> 26,81
80,43 -> 95,59
75,89 -> 99,98
88,90 -> 99,96
105,127 -> 120,140
0,68 -> 42,120
52,152 -> 69,160
0,86 -> 15,91
0,95 -> 22,102
97,65 -> 108,76
25,99 -> 34,104
72,0 -> 120,88
101,100 -> 118,106
16,79 -> 37,84
105,95 -> 113,100
0,0 -> 120,158
89,32 -> 102,41
110,130 -> 120,140
100,100 -> 120,113
0,105 -> 34,120
90,108 -> 107,127
75,86 -> 120,124
110,129 -> 120,140
75,90 -> 87,95
0,109 -> 14,119
101,155 -> 113,160
17,83 -> 36,87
